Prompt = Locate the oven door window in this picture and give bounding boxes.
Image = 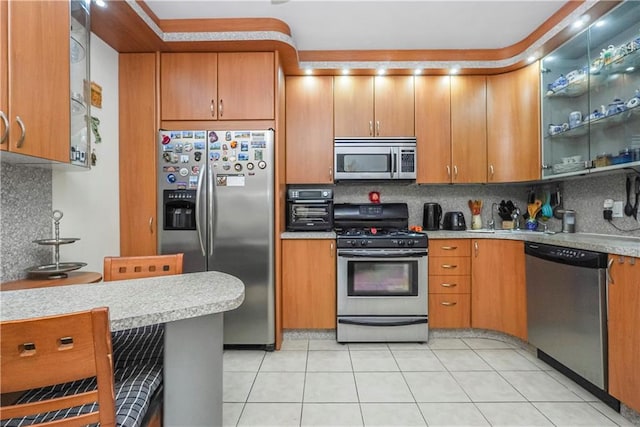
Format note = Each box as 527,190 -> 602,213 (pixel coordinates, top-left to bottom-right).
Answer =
335,152 -> 391,174
347,260 -> 418,296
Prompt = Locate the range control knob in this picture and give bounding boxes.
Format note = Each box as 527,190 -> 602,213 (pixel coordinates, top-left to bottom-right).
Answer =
407,240 -> 415,246
360,240 -> 368,247
350,240 -> 357,247
397,240 -> 405,246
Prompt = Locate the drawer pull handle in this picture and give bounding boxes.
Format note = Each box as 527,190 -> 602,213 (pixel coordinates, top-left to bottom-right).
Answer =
441,264 -> 457,269
441,246 -> 457,250
440,283 -> 457,288
441,301 -> 457,307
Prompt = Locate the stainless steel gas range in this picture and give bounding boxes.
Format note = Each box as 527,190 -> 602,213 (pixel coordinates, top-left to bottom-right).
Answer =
334,203 -> 429,343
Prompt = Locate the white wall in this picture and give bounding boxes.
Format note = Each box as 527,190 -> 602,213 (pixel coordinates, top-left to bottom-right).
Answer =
52,33 -> 119,274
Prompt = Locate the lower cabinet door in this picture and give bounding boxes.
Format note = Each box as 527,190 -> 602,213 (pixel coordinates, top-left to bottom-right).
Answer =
282,239 -> 336,329
429,293 -> 470,328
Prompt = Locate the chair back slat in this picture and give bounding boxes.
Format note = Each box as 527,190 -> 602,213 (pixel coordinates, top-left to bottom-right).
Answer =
103,254 -> 184,281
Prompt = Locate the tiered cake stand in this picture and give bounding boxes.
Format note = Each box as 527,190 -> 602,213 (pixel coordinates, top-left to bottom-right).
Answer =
25,210 -> 87,279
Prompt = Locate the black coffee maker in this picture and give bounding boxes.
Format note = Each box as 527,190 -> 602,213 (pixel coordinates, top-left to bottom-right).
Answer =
423,202 -> 442,230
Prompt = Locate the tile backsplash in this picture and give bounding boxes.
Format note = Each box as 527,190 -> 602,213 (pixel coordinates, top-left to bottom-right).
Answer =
0,162 -> 52,282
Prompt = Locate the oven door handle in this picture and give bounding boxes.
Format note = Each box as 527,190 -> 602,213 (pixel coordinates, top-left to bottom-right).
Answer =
338,250 -> 427,258
338,318 -> 428,327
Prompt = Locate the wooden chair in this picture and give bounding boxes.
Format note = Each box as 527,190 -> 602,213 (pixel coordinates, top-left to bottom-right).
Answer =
103,253 -> 183,281
0,308 -> 117,426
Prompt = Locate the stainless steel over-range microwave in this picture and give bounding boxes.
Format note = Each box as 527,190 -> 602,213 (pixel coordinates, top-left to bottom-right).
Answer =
334,137 -> 417,181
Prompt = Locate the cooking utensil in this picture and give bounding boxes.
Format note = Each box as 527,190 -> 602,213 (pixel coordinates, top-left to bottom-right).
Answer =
553,187 -> 564,219
633,176 -> 640,220
541,191 -> 553,218
625,176 -> 634,216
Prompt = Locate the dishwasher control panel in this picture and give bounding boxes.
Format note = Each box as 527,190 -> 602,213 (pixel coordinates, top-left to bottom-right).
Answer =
525,243 -> 608,268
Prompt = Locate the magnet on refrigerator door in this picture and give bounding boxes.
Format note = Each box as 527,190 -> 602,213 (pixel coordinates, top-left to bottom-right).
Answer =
194,131 -> 206,139
209,131 -> 218,142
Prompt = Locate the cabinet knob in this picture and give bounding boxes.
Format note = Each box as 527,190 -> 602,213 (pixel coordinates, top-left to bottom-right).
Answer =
369,121 -> 373,136
440,301 -> 457,307
219,99 -> 224,117
453,165 -> 458,179
440,283 -> 457,288
210,99 -> 215,117
376,121 -> 380,136
489,164 -> 495,178
446,165 -> 451,178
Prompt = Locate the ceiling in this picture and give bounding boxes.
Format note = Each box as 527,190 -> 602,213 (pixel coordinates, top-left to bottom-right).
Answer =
143,0 -> 570,52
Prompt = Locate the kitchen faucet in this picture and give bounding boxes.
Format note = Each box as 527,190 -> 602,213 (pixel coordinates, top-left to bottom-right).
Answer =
488,202 -> 498,230
511,207 -> 521,231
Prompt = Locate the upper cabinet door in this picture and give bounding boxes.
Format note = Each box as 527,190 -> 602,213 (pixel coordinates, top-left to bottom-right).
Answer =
285,76 -> 334,184
451,75 -> 487,183
374,76 -> 414,136
334,76 -> 375,137
217,52 -> 275,120
416,76 -> 451,183
8,0 -> 69,162
161,52 -> 218,121
487,62 -> 541,182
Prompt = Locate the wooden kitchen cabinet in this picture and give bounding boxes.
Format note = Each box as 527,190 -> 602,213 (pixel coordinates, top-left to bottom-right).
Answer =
416,76 -> 451,183
428,239 -> 471,328
451,76 -> 487,183
2,0 -> 69,162
471,239 -> 527,340
487,62 -> 541,182
160,52 -> 274,121
334,76 -> 414,137
161,53 -> 218,120
608,255 -> 640,412
282,239 -> 336,329
285,76 -> 334,183
119,53 -> 158,256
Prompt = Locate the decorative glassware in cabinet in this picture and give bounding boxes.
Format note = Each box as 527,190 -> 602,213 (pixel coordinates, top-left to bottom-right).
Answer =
587,1 -> 640,171
69,0 -> 90,167
541,28 -> 590,179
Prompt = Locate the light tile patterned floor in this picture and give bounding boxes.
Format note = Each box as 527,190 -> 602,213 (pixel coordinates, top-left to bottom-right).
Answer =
223,338 -> 634,426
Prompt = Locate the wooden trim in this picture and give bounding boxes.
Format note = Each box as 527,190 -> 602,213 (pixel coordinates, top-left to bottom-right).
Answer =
91,1 -> 620,76
159,120 -> 276,131
160,17 -> 292,36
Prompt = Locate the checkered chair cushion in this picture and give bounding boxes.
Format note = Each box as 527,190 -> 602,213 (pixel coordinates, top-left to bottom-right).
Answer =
0,362 -> 163,427
111,324 -> 164,369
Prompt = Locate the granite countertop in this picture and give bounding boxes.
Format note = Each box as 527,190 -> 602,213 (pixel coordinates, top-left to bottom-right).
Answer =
0,271 -> 244,331
426,230 -> 640,258
280,230 -> 639,257
281,231 -> 337,239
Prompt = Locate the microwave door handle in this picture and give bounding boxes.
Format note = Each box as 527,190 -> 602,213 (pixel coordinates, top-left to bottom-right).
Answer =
389,148 -> 394,178
393,152 -> 398,175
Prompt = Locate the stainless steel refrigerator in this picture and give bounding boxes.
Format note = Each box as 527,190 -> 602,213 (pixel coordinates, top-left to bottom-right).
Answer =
157,129 -> 274,349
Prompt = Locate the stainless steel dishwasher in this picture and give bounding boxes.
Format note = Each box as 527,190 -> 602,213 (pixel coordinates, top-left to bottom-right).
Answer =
525,242 -> 618,409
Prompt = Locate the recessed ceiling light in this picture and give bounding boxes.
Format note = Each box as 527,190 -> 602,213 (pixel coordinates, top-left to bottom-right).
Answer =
626,66 -> 635,72
377,69 -> 386,76
595,20 -> 605,27
450,67 -> 460,75
95,0 -> 106,7
527,56 -> 537,63
573,14 -> 590,29
305,68 -> 313,75
414,69 -> 422,75
342,68 -> 350,75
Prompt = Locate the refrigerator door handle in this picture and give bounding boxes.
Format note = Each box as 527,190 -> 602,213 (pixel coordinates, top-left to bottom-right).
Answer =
208,161 -> 215,257
195,165 -> 206,256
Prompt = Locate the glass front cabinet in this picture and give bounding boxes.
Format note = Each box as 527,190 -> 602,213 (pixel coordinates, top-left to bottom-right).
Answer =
541,1 -> 640,179
69,0 -> 90,167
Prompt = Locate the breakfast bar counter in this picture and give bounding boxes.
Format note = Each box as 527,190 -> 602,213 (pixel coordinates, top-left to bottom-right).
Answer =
0,271 -> 245,426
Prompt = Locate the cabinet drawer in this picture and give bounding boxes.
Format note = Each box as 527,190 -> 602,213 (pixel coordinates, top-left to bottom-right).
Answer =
428,275 -> 471,294
429,294 -> 471,328
429,239 -> 470,257
429,256 -> 471,275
